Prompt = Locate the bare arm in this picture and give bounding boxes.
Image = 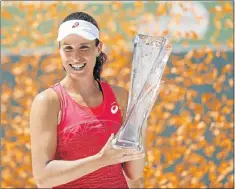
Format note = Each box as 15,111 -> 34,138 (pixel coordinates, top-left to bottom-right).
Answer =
30,89 -> 105,188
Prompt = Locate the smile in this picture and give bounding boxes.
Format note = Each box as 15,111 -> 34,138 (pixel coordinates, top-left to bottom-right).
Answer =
70,63 -> 86,70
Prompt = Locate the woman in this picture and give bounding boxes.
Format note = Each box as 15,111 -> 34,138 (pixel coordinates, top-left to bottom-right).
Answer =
30,12 -> 146,188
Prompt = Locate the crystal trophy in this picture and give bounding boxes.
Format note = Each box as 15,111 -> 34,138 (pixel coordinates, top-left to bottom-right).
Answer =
112,34 -> 172,151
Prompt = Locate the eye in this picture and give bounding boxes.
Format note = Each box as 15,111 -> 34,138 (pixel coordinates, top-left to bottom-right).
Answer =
80,46 -> 89,51
63,46 -> 73,52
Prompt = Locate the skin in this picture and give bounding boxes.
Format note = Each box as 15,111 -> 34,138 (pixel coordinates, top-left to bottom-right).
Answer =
30,34 -> 146,188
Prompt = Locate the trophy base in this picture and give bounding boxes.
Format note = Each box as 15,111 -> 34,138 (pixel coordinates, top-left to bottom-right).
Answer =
113,139 -> 142,151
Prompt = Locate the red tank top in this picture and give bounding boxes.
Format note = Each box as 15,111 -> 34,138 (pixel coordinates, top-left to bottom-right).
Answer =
51,80 -> 128,188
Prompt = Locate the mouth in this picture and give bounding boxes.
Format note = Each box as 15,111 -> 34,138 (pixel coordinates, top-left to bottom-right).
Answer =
69,63 -> 86,71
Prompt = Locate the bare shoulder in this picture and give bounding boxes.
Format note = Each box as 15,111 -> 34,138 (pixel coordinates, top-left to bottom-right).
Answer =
31,88 -> 59,109
30,88 -> 60,127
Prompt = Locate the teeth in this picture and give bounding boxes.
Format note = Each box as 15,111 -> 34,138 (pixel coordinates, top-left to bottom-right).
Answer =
71,63 -> 85,69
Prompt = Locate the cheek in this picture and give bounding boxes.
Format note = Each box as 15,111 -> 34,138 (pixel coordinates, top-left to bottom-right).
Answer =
91,56 -> 97,68
60,51 -> 70,62
85,54 -> 97,66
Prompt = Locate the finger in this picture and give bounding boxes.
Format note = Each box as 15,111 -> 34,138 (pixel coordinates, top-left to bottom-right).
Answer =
122,153 -> 145,162
116,147 -> 137,152
117,154 -> 145,163
126,151 -> 144,156
110,144 -> 123,150
121,157 -> 144,163
121,151 -> 143,157
120,148 -> 141,154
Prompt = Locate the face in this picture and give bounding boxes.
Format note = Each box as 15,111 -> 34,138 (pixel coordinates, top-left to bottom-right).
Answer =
59,34 -> 102,79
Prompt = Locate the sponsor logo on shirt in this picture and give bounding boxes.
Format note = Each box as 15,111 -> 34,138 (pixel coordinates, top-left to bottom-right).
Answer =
111,102 -> 118,114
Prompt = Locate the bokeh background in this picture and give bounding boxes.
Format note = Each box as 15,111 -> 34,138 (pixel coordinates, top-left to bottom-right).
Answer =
1,1 -> 234,188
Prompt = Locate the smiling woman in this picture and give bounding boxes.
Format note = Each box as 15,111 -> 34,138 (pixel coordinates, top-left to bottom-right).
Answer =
29,12 -> 146,188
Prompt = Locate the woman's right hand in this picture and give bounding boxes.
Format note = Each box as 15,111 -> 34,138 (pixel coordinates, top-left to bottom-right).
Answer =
98,134 -> 145,166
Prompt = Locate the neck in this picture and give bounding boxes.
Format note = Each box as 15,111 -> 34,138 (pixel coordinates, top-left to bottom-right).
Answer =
61,75 -> 100,96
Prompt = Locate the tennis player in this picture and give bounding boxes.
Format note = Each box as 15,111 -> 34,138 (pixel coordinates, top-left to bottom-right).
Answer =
30,12 -> 146,188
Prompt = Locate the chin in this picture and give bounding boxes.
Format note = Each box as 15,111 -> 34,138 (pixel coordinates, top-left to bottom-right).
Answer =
69,71 -> 93,80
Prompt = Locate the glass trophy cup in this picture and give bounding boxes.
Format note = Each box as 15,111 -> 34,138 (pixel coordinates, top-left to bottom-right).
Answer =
112,34 -> 172,151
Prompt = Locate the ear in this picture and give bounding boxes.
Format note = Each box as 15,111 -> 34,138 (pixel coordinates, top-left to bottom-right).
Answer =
59,47 -> 63,56
58,41 -> 63,56
97,41 -> 103,55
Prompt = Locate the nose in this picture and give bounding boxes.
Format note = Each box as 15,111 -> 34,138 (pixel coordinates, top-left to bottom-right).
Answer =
73,50 -> 82,61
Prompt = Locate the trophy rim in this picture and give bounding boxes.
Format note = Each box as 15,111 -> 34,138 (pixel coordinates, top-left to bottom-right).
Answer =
135,33 -> 172,50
